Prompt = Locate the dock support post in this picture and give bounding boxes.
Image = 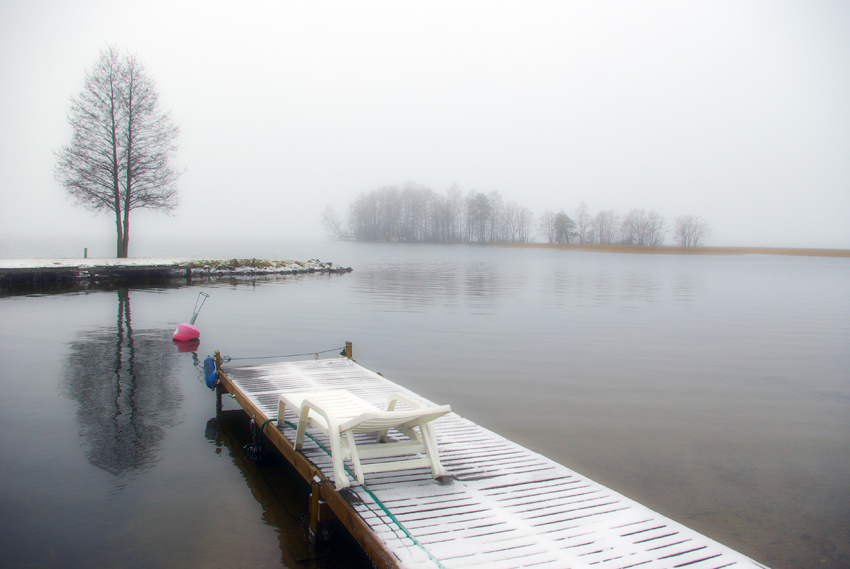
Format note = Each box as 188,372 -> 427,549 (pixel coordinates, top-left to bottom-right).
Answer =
345,341 -> 352,359
308,477 -> 330,546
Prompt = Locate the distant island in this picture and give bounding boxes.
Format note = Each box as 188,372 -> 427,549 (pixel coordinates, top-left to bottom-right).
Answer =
323,182 -> 714,247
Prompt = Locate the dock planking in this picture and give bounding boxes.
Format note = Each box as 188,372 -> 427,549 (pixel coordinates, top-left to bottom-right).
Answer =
218,356 -> 769,569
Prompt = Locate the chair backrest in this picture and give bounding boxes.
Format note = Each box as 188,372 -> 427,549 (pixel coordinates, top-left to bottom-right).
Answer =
295,391 -> 379,424
339,405 -> 451,433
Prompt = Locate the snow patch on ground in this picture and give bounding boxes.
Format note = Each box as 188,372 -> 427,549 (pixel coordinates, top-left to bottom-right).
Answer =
0,258 -> 195,269
0,258 -> 352,284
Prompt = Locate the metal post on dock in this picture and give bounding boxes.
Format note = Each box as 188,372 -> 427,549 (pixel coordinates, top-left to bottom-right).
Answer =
308,475 -> 331,546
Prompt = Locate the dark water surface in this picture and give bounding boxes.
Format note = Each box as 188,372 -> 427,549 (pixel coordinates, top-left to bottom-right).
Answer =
1,240 -> 848,568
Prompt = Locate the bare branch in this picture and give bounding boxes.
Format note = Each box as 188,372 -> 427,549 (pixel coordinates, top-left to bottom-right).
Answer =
321,205 -> 351,240
673,215 -> 712,246
55,47 -> 180,257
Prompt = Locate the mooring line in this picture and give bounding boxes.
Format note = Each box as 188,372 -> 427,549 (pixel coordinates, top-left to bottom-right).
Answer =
224,346 -> 346,362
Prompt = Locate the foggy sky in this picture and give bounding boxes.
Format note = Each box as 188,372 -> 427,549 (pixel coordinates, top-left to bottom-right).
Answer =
1,0 -> 848,249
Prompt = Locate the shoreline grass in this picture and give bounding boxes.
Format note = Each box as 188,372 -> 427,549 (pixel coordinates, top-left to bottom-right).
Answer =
494,243 -> 850,257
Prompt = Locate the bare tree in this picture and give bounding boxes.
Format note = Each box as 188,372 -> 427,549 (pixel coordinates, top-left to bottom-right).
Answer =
501,201 -> 533,243
55,47 -> 125,256
349,189 -> 381,240
428,191 -> 447,242
593,209 -> 621,244
468,192 -> 491,243
445,183 -> 463,242
487,191 -> 504,242
343,183 -> 532,244
674,215 -> 712,246
517,206 -> 534,243
621,208 -> 667,245
644,210 -> 667,246
56,46 -> 180,258
538,209 -> 556,243
575,202 -> 593,244
321,205 -> 350,239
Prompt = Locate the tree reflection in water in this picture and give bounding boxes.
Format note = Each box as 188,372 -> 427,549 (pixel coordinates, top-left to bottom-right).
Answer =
65,288 -> 182,475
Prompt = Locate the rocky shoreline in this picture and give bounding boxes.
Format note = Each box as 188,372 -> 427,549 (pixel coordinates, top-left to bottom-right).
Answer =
187,258 -> 352,276
0,257 -> 352,286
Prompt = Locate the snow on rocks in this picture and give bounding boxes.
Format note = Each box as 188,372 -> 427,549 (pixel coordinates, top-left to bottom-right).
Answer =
189,258 -> 351,276
0,257 -> 352,285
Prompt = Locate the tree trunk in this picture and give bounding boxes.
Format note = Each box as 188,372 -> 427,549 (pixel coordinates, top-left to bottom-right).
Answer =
115,207 -> 124,257
121,207 -> 130,258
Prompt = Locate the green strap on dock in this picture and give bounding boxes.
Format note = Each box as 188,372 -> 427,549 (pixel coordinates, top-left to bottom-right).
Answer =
282,419 -> 447,569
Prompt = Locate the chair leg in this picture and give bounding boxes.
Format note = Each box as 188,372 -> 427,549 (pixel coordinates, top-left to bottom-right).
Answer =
345,430 -> 365,485
295,405 -> 312,451
329,429 -> 349,490
277,400 -> 286,429
420,423 -> 446,477
295,422 -> 307,451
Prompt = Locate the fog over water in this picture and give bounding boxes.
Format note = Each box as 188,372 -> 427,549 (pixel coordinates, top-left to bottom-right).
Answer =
1,1 -> 849,249
1,240 -> 847,568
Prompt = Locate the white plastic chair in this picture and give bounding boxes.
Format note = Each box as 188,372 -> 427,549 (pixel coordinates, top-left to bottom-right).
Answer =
278,390 -> 451,490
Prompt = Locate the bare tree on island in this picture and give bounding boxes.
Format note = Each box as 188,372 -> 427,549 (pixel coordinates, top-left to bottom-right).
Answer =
674,214 -> 712,246
621,209 -> 667,245
574,202 -> 593,244
321,205 -> 351,239
593,209 -> 621,244
538,210 -> 556,243
56,46 -> 180,258
325,184 -> 534,243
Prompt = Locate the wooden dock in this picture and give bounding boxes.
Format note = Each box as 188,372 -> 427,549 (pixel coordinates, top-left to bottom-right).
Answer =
216,353 -> 769,569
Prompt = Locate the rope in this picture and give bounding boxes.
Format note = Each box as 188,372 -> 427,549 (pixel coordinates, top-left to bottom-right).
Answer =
280,419 -> 447,569
248,418 -> 277,452
258,418 -> 275,445
225,346 -> 347,362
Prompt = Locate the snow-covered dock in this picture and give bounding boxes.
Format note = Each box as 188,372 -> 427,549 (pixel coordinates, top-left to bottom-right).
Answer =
0,257 -> 351,284
217,355 -> 768,569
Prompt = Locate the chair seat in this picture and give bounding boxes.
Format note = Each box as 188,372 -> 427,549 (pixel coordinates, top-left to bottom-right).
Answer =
278,390 -> 451,489
279,390 -> 380,431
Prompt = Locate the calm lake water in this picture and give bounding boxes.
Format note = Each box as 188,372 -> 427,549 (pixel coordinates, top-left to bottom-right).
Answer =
1,238 -> 848,569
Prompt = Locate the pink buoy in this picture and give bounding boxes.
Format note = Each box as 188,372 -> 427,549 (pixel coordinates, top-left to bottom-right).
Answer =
173,323 -> 200,341
173,292 -> 209,342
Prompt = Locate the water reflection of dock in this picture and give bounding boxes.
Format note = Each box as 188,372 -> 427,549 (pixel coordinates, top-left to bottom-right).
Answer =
208,410 -> 374,568
216,351 -> 769,569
